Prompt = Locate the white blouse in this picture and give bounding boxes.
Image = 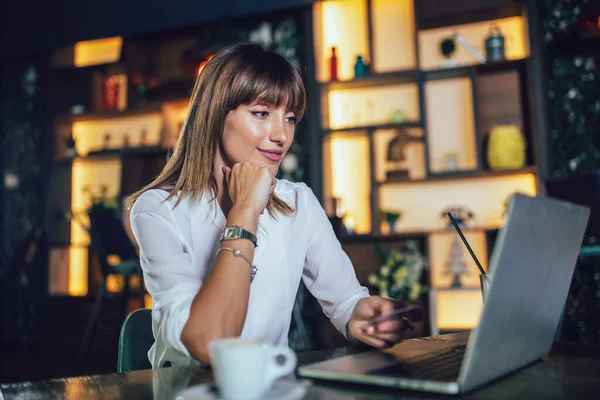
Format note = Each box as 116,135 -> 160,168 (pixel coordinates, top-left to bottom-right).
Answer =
130,179 -> 370,368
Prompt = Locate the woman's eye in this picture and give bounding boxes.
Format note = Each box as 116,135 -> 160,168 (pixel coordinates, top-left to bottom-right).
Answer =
285,116 -> 297,125
251,111 -> 268,118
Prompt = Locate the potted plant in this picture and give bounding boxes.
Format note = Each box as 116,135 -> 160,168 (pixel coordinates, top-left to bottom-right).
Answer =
65,185 -> 119,231
368,241 -> 427,302
380,210 -> 402,233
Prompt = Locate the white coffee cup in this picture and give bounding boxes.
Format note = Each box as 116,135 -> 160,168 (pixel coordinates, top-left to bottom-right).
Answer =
208,338 -> 297,400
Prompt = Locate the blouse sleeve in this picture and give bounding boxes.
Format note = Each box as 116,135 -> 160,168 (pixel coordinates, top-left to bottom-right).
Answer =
130,196 -> 201,360
301,186 -> 370,338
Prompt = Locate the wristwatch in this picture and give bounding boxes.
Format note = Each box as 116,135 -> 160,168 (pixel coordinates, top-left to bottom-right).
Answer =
220,226 -> 258,247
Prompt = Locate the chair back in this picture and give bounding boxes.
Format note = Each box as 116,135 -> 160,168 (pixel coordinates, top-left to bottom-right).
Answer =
88,208 -> 139,276
117,308 -> 154,373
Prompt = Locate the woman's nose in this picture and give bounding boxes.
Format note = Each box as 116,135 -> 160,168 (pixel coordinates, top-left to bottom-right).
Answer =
269,120 -> 288,144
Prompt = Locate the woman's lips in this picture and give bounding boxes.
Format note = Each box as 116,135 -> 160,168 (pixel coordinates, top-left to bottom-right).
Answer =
258,149 -> 283,162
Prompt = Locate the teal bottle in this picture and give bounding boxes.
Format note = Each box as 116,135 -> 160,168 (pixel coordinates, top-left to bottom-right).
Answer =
354,55 -> 367,78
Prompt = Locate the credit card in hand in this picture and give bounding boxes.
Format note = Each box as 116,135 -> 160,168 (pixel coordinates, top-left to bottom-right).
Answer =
366,305 -> 423,326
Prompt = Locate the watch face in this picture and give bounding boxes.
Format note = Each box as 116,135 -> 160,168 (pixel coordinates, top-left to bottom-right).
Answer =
225,228 -> 238,239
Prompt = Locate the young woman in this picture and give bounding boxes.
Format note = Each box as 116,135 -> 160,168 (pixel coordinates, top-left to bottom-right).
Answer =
128,43 -> 404,367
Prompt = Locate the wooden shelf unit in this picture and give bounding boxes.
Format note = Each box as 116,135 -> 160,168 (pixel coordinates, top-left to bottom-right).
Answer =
313,0 -> 538,336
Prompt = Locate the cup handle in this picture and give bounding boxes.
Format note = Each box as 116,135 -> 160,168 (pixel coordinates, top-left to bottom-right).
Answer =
266,347 -> 297,384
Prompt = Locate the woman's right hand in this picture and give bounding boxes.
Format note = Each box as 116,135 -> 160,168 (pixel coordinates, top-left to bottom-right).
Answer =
223,163 -> 276,216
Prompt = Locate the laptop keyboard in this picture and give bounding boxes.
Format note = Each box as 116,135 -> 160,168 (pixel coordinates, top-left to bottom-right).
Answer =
368,345 -> 466,382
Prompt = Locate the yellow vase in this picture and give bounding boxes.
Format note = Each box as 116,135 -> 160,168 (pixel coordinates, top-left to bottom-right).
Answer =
486,125 -> 526,170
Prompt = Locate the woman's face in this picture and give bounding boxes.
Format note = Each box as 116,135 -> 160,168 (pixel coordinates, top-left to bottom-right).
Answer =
219,100 -> 297,177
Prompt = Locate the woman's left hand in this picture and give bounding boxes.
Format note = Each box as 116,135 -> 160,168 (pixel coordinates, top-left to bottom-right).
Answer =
347,296 -> 409,348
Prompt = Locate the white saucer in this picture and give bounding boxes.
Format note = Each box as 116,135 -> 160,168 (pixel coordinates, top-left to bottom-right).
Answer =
175,378 -> 311,400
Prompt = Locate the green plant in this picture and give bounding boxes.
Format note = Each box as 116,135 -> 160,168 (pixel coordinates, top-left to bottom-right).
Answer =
380,210 -> 402,224
368,241 -> 427,301
84,185 -> 119,215
65,185 -> 119,229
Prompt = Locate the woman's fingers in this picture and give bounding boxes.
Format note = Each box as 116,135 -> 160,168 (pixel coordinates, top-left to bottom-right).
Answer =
357,334 -> 388,348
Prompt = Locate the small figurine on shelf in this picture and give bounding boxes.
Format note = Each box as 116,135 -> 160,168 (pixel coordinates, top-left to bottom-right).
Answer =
440,205 -> 475,228
103,132 -> 111,150
354,55 -> 367,78
329,46 -> 338,81
381,209 -> 402,233
443,152 -> 459,171
386,129 -> 411,181
445,237 -> 469,288
123,134 -> 130,148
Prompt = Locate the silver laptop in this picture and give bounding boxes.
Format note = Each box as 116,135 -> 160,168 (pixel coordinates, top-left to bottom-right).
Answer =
298,194 -> 590,394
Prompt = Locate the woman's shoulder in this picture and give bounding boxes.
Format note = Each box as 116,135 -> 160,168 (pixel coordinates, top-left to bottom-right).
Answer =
274,179 -> 319,210
130,189 -> 192,218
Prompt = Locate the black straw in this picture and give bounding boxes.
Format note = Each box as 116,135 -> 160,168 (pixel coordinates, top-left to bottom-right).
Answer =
447,212 -> 486,275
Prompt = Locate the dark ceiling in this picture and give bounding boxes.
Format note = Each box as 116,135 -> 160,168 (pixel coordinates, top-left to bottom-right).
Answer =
1,0 -> 313,60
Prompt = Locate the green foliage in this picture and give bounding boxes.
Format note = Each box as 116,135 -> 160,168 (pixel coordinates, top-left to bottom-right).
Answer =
368,241 -> 427,301
380,210 -> 402,224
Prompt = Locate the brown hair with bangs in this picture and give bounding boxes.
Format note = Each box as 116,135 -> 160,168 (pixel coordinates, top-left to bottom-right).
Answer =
127,42 -> 306,217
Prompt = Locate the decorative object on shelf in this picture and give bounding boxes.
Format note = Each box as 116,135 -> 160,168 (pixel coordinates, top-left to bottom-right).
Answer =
484,24 -> 506,62
440,37 -> 457,67
440,206 -> 474,228
486,125 -> 526,170
388,108 -> 406,123
64,135 -> 77,158
140,128 -> 148,146
70,104 -> 86,115
102,75 -> 121,111
444,152 -> 459,171
368,241 -> 427,301
343,214 -> 356,234
386,129 -> 411,180
453,33 -> 486,64
380,209 -> 402,233
131,74 -> 147,107
354,55 -> 367,78
103,132 -> 111,149
329,46 -> 338,81
445,237 -> 469,288
123,134 -> 130,148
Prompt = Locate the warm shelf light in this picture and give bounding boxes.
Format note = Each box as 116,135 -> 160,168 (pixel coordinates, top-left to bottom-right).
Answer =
73,113 -> 162,156
418,16 -> 528,70
434,289 -> 483,331
379,172 -> 537,231
313,0 -> 369,81
74,37 -> 123,68
324,134 -> 371,233
69,159 -> 122,296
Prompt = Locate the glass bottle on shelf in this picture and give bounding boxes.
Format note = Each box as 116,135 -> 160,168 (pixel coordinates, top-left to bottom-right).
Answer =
354,55 -> 367,78
329,46 -> 338,81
